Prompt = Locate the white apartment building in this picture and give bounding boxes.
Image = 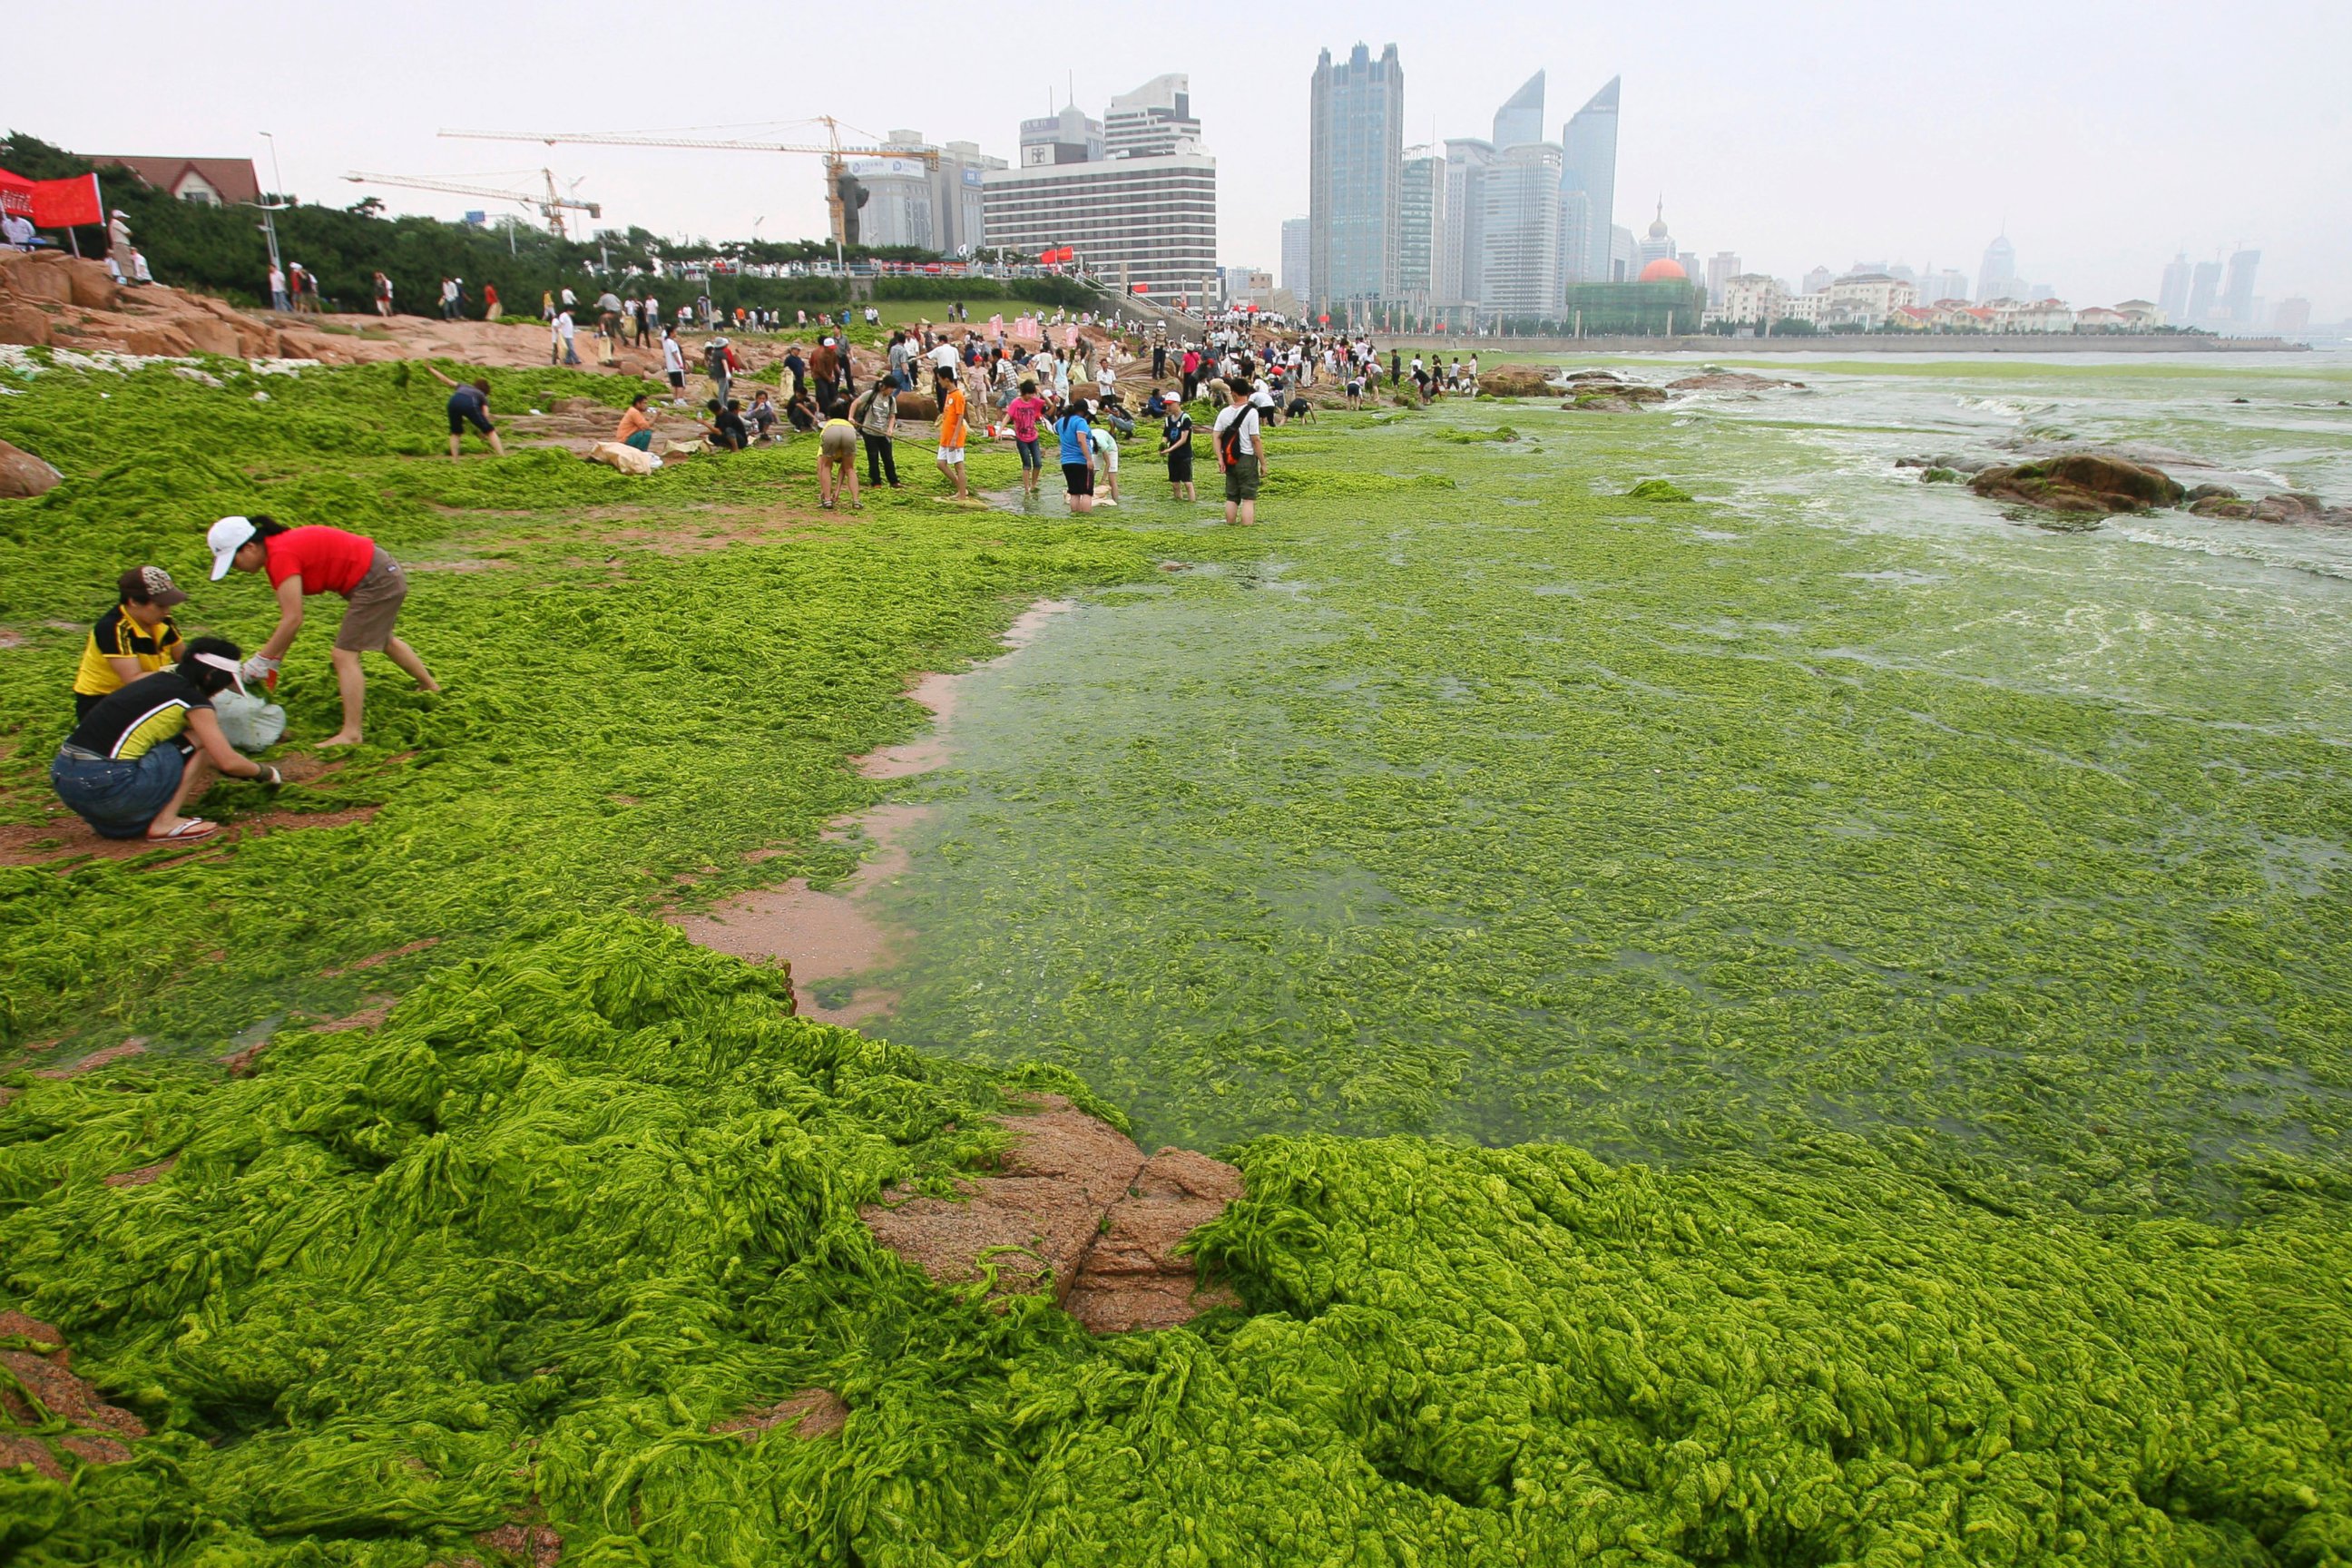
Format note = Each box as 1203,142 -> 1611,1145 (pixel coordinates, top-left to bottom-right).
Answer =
1825,271 -> 1919,327
1105,75 -> 1201,159
982,152 -> 1217,301
1717,273 -> 1786,327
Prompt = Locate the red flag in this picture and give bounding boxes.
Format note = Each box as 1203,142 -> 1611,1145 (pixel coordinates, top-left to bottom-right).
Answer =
1039,247 -> 1054,264
1056,246 -> 1074,264
32,173 -> 102,229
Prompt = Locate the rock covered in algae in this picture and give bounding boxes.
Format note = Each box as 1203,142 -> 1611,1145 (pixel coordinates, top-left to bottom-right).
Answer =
1969,454 -> 2187,514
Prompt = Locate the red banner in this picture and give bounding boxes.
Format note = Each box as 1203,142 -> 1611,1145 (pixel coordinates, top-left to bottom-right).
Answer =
33,173 -> 102,229
0,170 -> 103,228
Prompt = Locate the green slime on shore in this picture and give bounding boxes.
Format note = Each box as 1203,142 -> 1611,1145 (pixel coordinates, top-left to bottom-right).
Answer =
0,357 -> 2347,1564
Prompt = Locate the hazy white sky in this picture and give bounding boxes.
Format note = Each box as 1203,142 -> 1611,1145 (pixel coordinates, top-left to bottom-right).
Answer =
15,0 -> 2348,315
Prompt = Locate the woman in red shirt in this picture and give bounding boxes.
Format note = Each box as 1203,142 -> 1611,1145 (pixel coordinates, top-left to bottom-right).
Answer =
206,514 -> 438,748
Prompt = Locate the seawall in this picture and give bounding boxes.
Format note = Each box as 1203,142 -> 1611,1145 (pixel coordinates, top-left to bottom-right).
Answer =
1375,334 -> 2306,355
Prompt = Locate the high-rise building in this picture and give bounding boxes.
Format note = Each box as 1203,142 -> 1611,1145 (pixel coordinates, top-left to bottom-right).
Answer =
1802,265 -> 1833,295
1493,71 -> 1545,150
1279,218 -> 1309,299
1920,268 -> 1970,305
2274,297 -> 2311,336
985,76 -> 1215,301
845,151 -> 936,250
862,132 -> 1003,255
1472,73 -> 1563,317
1437,138 -> 1494,307
2221,248 -> 2260,326
2158,252 -> 2193,323
1705,251 -> 1740,307
1977,234 -> 2018,302
1105,74 -> 1201,159
1558,76 -> 1619,284
1019,105 -> 1103,167
1610,225 -> 1637,282
1308,42 -> 1406,313
2186,259 -> 2223,324
1396,149 -> 1444,310
1481,142 -> 1563,316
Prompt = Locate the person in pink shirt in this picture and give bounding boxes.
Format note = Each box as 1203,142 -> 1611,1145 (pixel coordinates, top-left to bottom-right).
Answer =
1005,379 -> 1049,497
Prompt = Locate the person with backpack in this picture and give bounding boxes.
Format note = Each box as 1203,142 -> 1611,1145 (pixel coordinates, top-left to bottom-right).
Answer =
1054,397 -> 1096,514
1211,379 -> 1266,527
850,380 -> 900,488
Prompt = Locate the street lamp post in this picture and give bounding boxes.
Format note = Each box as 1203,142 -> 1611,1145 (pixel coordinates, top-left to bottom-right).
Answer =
255,132 -> 286,279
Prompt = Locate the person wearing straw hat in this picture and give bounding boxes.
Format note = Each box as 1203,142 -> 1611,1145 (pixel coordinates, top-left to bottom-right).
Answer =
51,636 -> 281,842
207,514 -> 437,749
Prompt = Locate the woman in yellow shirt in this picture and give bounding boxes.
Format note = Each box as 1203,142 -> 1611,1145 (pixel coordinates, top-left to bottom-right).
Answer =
73,567 -> 189,720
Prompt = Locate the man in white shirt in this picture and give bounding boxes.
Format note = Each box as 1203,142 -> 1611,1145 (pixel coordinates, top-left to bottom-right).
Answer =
661,328 -> 689,404
930,336 -> 957,377
1210,380 -> 1266,527
268,263 -> 289,312
554,309 -> 579,366
1,212 -> 35,250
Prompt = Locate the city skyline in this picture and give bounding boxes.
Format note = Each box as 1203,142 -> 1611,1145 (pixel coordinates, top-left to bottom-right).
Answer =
11,0 -> 2345,318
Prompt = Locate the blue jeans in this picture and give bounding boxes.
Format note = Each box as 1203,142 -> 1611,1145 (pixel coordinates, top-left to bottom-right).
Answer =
52,744 -> 186,838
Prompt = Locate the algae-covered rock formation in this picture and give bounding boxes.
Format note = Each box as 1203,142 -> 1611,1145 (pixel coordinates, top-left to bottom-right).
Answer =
1474,367 -> 1555,397
1969,454 -> 2188,514
1564,383 -> 1669,413
2190,489 -> 2352,525
1627,479 -> 1695,502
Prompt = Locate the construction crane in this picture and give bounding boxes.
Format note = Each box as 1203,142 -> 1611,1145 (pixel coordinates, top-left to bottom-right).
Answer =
344,170 -> 601,238
438,121 -> 939,252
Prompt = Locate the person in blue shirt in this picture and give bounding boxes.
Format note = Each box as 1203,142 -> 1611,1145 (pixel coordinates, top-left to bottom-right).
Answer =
1054,397 -> 1096,514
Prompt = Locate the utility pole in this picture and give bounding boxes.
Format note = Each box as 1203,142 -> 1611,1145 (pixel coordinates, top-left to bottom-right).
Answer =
256,132 -> 286,277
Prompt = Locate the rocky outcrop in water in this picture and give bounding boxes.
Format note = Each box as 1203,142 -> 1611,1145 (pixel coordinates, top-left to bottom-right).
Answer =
1476,368 -> 1555,397
2190,490 -> 2352,526
1563,384 -> 1669,414
1666,371 -> 1805,393
1968,455 -> 2188,514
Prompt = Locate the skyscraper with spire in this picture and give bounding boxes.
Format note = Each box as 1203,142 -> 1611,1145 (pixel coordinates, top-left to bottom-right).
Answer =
1559,77 -> 1619,283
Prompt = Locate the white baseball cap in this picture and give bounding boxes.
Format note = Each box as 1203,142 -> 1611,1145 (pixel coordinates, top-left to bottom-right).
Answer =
207,514 -> 257,580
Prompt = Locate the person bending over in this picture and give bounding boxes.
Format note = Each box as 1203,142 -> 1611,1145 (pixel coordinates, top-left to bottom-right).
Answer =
206,514 -> 437,749
51,636 -> 281,843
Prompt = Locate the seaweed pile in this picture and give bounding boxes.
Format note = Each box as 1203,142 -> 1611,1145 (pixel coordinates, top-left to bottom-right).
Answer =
3,358 -> 2349,1565
5,919 -> 2346,1565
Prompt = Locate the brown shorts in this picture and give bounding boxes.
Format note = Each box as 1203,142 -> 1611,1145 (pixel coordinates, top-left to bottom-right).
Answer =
335,547 -> 407,652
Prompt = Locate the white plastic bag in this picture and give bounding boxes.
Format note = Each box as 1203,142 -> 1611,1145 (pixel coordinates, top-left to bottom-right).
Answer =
213,689 -> 288,752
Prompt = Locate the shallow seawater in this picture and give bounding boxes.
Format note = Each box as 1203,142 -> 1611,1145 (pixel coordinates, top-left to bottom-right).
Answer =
869,352 -> 2352,1214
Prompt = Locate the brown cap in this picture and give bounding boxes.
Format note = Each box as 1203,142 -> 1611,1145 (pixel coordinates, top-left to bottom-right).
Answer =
119,565 -> 188,609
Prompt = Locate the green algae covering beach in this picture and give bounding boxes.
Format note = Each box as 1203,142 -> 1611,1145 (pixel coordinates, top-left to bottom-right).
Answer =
2,348 -> 2349,1566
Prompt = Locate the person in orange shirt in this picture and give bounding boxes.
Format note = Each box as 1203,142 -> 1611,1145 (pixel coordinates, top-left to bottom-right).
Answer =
933,368 -> 970,500
614,393 -> 656,452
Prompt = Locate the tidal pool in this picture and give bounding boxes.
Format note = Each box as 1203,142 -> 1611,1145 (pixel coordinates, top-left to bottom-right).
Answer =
870,353 -> 2352,1216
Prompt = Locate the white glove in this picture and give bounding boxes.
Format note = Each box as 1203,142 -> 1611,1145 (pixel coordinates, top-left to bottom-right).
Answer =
240,653 -> 281,681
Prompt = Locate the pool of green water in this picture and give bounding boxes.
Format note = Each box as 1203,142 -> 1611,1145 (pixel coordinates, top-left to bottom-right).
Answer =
869,353 -> 2352,1216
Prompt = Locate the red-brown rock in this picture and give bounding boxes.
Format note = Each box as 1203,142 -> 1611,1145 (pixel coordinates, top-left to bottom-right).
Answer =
1969,455 -> 2186,514
860,1095 -> 1243,1333
0,439 -> 63,499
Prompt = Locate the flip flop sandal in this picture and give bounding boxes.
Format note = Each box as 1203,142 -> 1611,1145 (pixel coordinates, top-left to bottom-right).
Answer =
151,818 -> 219,842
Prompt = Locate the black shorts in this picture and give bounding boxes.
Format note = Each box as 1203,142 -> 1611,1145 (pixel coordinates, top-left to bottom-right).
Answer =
1062,461 -> 1093,496
448,408 -> 492,436
1166,447 -> 1193,482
